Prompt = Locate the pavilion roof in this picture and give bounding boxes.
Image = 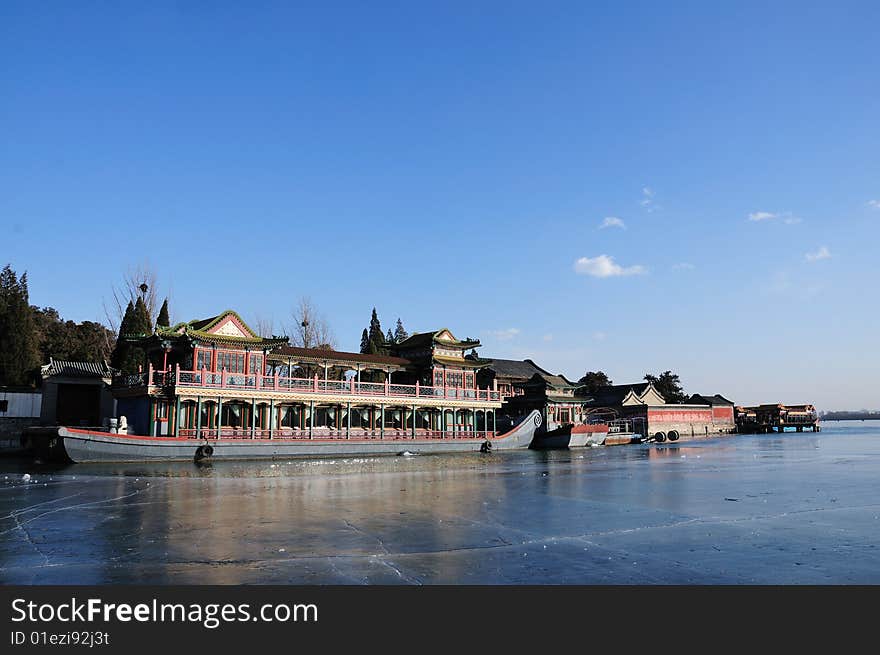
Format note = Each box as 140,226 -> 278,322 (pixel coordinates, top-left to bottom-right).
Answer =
41,358 -> 115,379
157,310 -> 288,348
269,346 -> 411,370
482,358 -> 549,380
395,329 -> 481,350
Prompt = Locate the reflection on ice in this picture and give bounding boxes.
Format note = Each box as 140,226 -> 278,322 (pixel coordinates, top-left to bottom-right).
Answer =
1,422 -> 880,584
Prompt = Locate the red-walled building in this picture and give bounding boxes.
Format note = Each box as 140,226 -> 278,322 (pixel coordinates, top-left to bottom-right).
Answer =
583,383 -> 736,439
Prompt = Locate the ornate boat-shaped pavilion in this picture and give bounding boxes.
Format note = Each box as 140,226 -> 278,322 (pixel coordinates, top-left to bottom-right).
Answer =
113,310 -> 506,442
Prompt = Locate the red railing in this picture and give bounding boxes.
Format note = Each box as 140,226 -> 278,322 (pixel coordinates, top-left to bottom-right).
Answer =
167,368 -> 502,402
177,428 -> 496,441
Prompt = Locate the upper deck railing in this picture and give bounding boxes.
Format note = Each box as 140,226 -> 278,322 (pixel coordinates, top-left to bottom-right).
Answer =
113,366 -> 503,402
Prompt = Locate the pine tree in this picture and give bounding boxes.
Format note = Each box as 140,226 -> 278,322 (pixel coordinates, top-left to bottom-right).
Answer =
645,371 -> 687,403
577,371 -> 613,395
156,298 -> 170,328
385,328 -> 394,344
359,328 -> 370,354
110,301 -> 135,372
393,318 -> 408,344
0,265 -> 40,386
133,296 -> 152,336
367,308 -> 386,355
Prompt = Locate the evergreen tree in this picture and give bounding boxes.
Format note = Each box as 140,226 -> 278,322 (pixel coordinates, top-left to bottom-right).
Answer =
156,298 -> 170,328
0,265 -> 40,386
644,371 -> 687,403
33,307 -> 114,363
110,299 -> 152,374
359,328 -> 370,354
577,371 -> 613,395
110,301 -> 135,372
393,318 -> 408,343
367,308 -> 386,355
133,296 -> 152,336
386,328 -> 394,345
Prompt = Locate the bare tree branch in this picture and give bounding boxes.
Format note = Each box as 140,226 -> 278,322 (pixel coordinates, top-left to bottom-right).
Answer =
290,297 -> 335,350
102,261 -> 160,336
253,314 -> 276,338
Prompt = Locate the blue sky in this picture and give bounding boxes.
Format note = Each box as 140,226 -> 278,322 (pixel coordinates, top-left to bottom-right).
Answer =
1,2 -> 878,410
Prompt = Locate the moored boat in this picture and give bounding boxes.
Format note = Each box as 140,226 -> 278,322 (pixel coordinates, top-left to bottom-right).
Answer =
24,409 -> 542,463
530,422 -> 608,449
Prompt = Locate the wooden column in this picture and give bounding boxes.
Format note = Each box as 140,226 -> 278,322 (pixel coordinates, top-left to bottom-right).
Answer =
217,396 -> 223,438
174,396 -> 181,437
196,397 -> 202,438
251,398 -> 257,437
269,398 -> 275,439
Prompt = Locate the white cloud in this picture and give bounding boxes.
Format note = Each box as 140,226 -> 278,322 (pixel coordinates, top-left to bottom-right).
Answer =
868,200 -> 880,209
805,246 -> 831,263
640,187 -> 657,211
486,328 -> 521,341
749,210 -> 801,224
672,262 -> 695,270
599,216 -> 626,229
542,334 -> 553,342
592,331 -> 606,341
574,255 -> 646,278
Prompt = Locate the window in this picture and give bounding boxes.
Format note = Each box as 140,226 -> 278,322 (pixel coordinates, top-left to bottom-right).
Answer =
249,354 -> 263,374
217,351 -> 245,373
197,350 -> 213,371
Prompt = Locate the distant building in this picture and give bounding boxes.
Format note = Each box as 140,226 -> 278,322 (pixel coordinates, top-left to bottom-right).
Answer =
582,383 -> 736,438
40,359 -> 115,427
735,403 -> 818,433
477,358 -> 591,431
0,386 -> 42,447
475,358 -> 545,398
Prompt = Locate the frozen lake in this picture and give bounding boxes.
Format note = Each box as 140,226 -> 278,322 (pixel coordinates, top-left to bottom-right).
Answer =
1,421 -> 878,584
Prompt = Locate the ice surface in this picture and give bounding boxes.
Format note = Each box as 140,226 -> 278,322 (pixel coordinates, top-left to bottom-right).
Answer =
1,422 -> 879,584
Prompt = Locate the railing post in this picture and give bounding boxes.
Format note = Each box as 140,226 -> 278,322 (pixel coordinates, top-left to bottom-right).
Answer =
415,380 -> 420,397
314,374 -> 319,392
221,368 -> 227,388
175,364 -> 180,387
385,379 -> 390,395
274,370 -> 279,390
350,376 -> 355,393
256,372 -> 261,389
147,363 -> 154,387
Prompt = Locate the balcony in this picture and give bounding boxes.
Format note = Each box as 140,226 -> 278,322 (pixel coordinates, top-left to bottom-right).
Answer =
114,366 -> 503,403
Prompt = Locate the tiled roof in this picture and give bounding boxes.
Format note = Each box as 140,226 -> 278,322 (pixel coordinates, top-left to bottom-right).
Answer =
583,382 -> 652,406
524,371 -> 580,390
159,310 -> 288,347
41,359 -> 115,378
538,373 -> 579,388
270,346 -> 411,368
689,393 -> 735,406
484,358 -> 548,380
395,329 -> 480,350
